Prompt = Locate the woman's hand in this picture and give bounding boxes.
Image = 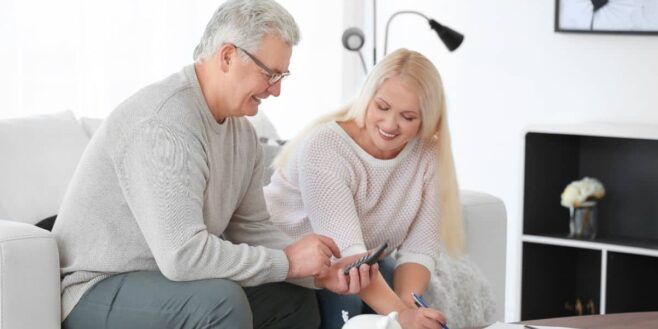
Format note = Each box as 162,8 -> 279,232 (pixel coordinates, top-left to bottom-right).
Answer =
398,307 -> 447,329
315,253 -> 380,294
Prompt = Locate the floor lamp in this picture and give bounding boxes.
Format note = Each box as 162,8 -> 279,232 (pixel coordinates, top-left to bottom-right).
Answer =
342,3 -> 464,74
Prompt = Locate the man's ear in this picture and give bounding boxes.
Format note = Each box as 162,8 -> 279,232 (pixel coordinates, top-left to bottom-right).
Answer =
217,44 -> 235,73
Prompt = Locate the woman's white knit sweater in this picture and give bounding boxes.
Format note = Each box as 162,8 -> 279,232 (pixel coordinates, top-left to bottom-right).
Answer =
264,122 -> 441,272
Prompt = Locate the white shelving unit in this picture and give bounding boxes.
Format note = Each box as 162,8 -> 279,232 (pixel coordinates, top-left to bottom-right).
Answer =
519,123 -> 658,320
522,234 -> 658,314
524,122 -> 658,141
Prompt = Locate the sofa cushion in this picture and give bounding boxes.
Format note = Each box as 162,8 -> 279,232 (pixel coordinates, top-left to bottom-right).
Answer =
246,111 -> 285,186
0,220 -> 61,328
0,111 -> 90,224
79,116 -> 104,138
246,110 -> 281,141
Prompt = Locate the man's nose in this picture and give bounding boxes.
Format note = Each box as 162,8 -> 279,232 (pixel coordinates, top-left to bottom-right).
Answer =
267,80 -> 282,97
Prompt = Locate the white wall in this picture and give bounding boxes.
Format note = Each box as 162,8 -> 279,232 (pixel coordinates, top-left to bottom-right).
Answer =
0,0 -> 209,119
0,0 -> 346,135
262,0 -> 345,139
349,0 -> 658,321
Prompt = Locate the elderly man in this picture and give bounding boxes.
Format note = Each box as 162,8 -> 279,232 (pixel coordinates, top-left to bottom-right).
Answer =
53,1 -> 376,328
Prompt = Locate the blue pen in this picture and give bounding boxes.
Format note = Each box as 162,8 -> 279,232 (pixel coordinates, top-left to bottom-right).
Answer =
411,293 -> 450,329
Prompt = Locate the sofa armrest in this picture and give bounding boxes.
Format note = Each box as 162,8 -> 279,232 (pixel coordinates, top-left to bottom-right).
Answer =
461,190 -> 507,322
0,220 -> 61,329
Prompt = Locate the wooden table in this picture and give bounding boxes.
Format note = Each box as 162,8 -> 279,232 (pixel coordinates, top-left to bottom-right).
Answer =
471,312 -> 658,329
520,312 -> 658,329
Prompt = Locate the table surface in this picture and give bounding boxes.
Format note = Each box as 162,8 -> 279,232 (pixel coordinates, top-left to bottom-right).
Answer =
523,312 -> 658,329
474,312 -> 658,329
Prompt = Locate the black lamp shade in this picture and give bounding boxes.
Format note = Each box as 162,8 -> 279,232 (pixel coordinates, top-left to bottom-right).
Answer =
428,19 -> 464,51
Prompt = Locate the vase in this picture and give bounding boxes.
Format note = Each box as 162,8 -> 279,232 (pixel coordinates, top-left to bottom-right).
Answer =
569,201 -> 597,239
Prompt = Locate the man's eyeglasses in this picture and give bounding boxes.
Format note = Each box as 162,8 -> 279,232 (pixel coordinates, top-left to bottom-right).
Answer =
234,45 -> 290,86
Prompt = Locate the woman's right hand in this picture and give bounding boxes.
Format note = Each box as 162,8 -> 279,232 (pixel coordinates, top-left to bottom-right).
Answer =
315,253 -> 380,294
398,307 -> 447,329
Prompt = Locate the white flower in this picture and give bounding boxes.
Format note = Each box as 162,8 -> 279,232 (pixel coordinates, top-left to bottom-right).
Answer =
560,177 -> 605,208
561,184 -> 583,208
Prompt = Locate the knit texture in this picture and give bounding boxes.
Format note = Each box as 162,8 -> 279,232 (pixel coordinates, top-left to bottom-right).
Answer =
265,121 -> 440,272
424,251 -> 495,328
265,122 -> 495,327
54,65 -> 291,320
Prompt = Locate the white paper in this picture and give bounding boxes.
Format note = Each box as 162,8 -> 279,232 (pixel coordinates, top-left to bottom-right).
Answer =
484,321 -> 580,329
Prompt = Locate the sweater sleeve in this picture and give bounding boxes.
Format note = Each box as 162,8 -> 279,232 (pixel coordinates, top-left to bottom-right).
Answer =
395,163 -> 440,272
224,136 -> 318,289
296,137 -> 367,256
115,119 -> 288,285
223,139 -> 292,264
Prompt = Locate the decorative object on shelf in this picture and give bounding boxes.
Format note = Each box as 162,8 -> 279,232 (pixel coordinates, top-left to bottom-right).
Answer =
555,0 -> 658,35
561,177 -> 605,239
341,0 -> 464,74
564,298 -> 597,316
569,201 -> 598,239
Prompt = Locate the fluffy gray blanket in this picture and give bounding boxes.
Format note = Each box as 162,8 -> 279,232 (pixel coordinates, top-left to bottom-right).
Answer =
424,254 -> 495,329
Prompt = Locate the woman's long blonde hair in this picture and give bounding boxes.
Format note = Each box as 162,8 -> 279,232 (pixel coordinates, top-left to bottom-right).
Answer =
273,48 -> 464,256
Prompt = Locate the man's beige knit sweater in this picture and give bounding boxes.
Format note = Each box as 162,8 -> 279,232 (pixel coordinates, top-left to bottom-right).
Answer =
53,65 -> 291,320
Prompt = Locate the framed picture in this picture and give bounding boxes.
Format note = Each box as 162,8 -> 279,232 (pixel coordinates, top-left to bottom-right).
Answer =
555,0 -> 658,35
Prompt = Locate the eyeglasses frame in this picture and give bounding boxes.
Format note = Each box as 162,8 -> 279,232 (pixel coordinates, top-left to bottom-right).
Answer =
233,45 -> 290,86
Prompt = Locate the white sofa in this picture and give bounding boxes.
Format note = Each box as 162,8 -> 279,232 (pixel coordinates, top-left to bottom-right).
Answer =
0,111 -> 507,329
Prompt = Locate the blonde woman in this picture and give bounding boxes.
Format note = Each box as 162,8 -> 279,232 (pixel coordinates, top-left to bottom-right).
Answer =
264,49 -> 463,329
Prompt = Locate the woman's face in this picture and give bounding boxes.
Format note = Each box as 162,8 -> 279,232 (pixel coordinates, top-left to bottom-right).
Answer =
363,76 -> 422,159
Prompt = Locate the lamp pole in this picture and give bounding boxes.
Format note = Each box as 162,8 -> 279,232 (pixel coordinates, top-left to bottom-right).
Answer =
384,10 -> 464,56
341,2 -> 464,73
383,10 -> 429,56
372,0 -> 377,65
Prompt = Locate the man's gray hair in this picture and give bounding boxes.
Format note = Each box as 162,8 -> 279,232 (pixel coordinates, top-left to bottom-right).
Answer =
193,0 -> 300,62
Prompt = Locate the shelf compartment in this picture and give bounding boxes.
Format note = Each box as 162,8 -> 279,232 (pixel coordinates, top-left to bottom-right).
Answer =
606,252 -> 658,313
522,242 -> 601,320
523,132 -> 658,241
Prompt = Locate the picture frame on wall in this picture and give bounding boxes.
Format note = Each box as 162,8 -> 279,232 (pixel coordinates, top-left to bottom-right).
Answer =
555,0 -> 658,35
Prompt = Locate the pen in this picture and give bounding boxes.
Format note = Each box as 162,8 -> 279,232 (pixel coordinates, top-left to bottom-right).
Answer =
411,293 -> 449,329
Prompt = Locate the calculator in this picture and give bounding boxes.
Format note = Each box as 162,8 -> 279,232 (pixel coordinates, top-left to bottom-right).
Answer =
342,242 -> 388,275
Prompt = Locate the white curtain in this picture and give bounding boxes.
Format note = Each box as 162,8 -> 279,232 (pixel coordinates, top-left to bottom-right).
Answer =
0,0 -> 345,139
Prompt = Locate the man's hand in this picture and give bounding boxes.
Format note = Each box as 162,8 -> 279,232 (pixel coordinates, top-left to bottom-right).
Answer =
314,252 -> 380,294
398,307 -> 447,329
284,234 -> 341,278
